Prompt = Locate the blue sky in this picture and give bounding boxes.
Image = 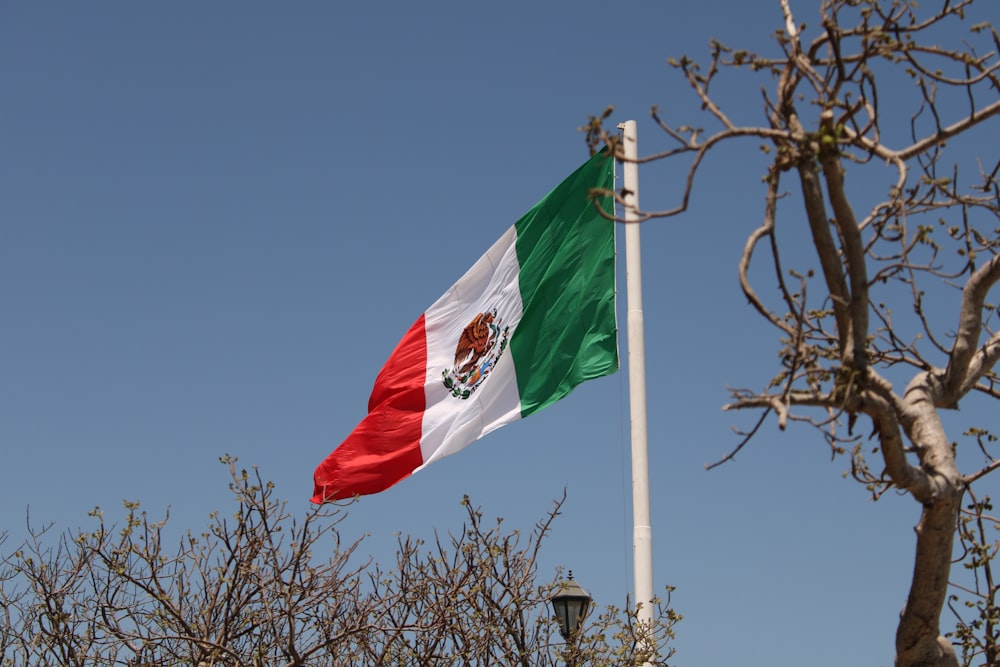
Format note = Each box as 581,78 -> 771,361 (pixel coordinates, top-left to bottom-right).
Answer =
2,2 -> 996,665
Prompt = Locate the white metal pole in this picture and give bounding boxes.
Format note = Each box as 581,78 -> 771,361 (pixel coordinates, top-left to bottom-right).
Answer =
618,120 -> 654,639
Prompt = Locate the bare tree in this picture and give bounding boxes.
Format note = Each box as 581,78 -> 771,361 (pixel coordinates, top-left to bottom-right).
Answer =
0,458 -> 679,666
585,1 -> 998,665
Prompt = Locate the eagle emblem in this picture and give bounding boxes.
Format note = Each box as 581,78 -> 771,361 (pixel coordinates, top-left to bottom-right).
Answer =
441,308 -> 510,400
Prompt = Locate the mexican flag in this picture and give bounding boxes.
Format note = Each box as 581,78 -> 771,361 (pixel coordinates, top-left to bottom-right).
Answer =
312,151 -> 617,502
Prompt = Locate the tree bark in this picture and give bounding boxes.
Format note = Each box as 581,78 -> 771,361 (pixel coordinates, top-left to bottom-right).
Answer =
894,377 -> 963,667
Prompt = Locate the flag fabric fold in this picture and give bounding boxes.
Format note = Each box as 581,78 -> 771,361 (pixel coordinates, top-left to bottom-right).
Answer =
312,151 -> 617,502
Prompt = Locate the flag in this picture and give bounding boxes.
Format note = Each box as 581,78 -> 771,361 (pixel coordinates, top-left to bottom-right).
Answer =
312,151 -> 617,502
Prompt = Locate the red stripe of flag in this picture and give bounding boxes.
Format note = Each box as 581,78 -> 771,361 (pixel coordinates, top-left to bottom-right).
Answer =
312,315 -> 428,502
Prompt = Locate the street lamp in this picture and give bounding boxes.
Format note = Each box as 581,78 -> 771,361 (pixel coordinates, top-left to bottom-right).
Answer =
551,571 -> 592,641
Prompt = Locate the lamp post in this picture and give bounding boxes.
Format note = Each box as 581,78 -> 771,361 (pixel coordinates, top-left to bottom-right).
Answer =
551,571 -> 591,650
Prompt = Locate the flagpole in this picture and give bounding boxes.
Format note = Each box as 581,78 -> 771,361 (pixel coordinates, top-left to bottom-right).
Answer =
618,120 -> 655,640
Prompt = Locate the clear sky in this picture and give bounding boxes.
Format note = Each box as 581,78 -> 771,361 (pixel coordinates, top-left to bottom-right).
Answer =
2,2 -> 995,665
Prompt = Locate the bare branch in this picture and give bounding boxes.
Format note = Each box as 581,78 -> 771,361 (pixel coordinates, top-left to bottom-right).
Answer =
945,255 -> 1000,401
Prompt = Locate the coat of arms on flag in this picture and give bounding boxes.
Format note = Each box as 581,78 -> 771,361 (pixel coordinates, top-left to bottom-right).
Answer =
441,309 -> 510,400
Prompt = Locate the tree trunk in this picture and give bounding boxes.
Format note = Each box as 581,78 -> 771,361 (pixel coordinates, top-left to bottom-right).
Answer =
894,380 -> 963,667
895,496 -> 962,667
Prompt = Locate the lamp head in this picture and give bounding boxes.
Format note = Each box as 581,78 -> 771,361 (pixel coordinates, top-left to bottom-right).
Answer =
551,571 -> 591,641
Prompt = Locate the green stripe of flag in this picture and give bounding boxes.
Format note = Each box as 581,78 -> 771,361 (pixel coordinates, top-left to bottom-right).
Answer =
510,151 -> 618,417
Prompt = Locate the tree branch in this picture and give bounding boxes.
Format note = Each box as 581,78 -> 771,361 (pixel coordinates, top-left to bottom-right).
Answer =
819,110 -> 870,373
944,254 -> 1000,402
796,157 -> 852,351
847,99 -> 1000,163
